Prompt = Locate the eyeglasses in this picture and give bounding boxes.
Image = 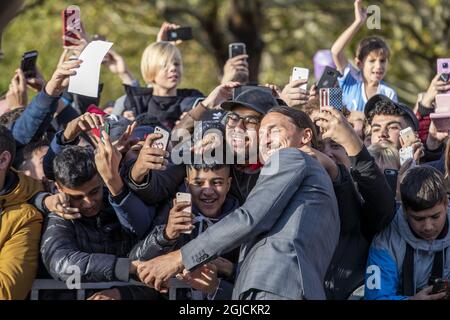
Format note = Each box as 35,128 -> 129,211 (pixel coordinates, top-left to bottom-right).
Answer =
226,112 -> 261,129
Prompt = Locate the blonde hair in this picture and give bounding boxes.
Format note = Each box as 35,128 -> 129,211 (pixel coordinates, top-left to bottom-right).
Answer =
140,42 -> 183,84
368,141 -> 400,171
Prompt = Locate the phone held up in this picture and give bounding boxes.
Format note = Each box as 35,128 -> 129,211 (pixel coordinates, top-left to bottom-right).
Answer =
151,126 -> 170,151
291,67 -> 309,90
229,43 -> 246,59
176,192 -> 193,234
384,169 -> 398,198
167,27 -> 193,42
316,66 -> 340,90
319,87 -> 343,111
21,50 -> 38,78
62,5 -> 82,47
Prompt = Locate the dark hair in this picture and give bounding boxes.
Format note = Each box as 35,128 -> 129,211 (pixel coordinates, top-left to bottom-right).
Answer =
356,36 -> 390,62
400,166 -> 447,212
0,107 -> 25,127
267,106 -> 318,148
18,139 -> 50,169
0,125 -> 16,167
53,146 -> 98,188
186,163 -> 230,175
367,100 -> 414,128
135,113 -> 163,128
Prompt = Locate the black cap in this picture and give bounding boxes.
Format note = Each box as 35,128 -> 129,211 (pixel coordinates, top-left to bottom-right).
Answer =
364,94 -> 419,131
221,87 -> 278,115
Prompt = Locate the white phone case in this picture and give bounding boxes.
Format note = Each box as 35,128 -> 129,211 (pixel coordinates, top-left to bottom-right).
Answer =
399,146 -> 414,166
292,67 -> 309,90
176,192 -> 192,234
151,126 -> 170,150
400,127 -> 416,147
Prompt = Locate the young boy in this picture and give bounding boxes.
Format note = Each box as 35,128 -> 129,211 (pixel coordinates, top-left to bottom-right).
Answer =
129,162 -> 240,299
364,166 -> 450,300
331,0 -> 397,111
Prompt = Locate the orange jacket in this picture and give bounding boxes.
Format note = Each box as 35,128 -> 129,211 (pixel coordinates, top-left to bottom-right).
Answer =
0,171 -> 43,299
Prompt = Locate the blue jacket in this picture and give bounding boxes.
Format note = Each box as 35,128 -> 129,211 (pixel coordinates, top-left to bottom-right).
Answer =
364,209 -> 450,300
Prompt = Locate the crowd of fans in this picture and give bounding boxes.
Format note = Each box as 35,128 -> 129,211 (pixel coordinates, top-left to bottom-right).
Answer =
1,0 -> 450,300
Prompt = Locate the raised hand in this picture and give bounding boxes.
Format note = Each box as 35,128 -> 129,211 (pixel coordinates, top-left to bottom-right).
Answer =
94,130 -> 124,196
130,133 -> 169,184
280,79 -> 310,108
164,199 -> 194,240
354,0 -> 368,25
63,112 -> 104,142
5,69 -> 27,109
44,192 -> 81,220
221,54 -> 249,85
45,50 -> 82,97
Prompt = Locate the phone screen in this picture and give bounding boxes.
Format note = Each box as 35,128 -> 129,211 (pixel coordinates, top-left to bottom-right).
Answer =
384,169 -> 398,197
21,51 -> 38,78
229,43 -> 246,59
167,27 -> 193,41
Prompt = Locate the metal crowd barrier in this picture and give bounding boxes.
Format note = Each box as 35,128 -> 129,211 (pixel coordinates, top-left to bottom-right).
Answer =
30,278 -> 192,300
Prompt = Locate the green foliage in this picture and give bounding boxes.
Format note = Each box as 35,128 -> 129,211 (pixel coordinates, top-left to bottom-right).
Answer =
1,0 -> 447,106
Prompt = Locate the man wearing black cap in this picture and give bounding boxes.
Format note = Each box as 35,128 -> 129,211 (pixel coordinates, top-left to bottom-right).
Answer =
365,94 -> 420,150
219,86 -> 279,204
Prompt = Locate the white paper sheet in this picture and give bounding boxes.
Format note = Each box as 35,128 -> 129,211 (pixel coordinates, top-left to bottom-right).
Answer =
68,40 -> 113,97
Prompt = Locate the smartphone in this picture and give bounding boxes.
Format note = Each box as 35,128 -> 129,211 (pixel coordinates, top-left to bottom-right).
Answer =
176,192 -> 193,234
316,66 -> 340,90
167,27 -> 193,42
292,67 -> 309,90
399,146 -> 414,166
232,85 -> 272,100
384,169 -> 399,198
437,59 -> 450,93
151,126 -> 170,150
319,88 -> 343,111
400,127 -> 416,147
436,94 -> 450,110
99,122 -> 110,143
229,43 -> 246,59
20,50 -> 38,78
62,5 -> 81,47
431,278 -> 450,299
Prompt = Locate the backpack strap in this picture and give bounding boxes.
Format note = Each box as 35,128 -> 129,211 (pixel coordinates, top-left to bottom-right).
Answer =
402,243 -> 415,296
402,242 -> 447,295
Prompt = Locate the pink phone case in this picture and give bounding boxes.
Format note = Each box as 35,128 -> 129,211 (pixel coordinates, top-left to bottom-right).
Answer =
436,94 -> 450,111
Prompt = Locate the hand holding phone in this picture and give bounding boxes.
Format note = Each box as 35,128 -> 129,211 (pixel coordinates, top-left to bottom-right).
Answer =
400,127 -> 416,147
151,126 -> 170,150
20,50 -> 38,78
291,67 -> 309,90
319,88 -> 343,111
431,278 -> 450,299
229,43 -> 246,59
176,192 -> 193,235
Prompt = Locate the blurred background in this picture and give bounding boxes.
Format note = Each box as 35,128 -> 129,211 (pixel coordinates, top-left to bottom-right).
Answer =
0,0 -> 448,106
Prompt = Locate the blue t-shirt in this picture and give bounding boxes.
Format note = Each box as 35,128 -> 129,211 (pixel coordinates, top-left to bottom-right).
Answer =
338,63 -> 398,112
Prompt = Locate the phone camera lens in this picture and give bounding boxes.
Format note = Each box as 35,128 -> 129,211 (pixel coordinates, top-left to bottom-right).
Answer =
443,63 -> 449,68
